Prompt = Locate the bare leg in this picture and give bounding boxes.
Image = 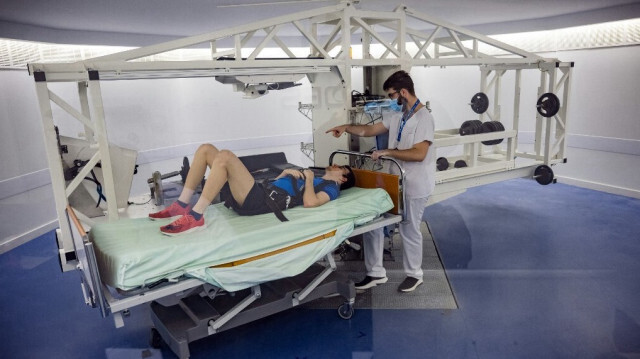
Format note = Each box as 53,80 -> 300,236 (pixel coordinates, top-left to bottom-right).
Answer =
191,149 -> 255,214
177,144 -> 219,204
156,145 -> 256,235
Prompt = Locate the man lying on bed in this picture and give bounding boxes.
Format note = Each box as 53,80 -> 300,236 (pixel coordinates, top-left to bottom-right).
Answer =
149,144 -> 356,236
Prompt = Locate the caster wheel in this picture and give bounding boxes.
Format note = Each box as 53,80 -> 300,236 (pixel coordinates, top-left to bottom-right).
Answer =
338,303 -> 354,319
149,328 -> 163,349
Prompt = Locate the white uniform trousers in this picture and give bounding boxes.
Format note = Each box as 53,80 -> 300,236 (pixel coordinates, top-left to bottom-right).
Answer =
363,196 -> 429,279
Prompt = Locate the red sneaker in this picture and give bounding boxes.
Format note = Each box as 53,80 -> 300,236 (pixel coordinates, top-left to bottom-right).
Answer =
149,202 -> 191,220
160,214 -> 205,236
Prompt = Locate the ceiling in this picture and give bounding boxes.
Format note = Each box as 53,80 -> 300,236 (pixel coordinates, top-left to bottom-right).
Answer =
1,0 -> 639,47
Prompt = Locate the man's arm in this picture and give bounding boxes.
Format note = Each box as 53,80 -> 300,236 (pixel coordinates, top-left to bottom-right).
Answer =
274,168 -> 304,180
301,169 -> 331,208
326,122 -> 388,138
372,141 -> 430,162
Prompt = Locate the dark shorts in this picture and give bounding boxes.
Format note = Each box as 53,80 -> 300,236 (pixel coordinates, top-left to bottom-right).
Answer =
220,182 -> 271,216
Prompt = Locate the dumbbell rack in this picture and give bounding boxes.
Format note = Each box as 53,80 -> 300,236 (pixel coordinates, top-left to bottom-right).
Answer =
429,61 -> 572,205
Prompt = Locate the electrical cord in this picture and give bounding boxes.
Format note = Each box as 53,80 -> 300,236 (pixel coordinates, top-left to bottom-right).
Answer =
128,195 -> 152,206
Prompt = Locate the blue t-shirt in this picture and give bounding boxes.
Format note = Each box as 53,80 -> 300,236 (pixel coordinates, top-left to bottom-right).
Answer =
270,176 -> 340,201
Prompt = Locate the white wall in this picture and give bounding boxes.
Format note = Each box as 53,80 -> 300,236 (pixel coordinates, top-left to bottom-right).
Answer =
1,45 -> 639,250
0,70 -> 314,195
0,70 -> 49,180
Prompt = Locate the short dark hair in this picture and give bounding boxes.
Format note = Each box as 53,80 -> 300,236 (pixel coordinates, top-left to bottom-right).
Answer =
383,70 -> 415,96
340,165 -> 356,190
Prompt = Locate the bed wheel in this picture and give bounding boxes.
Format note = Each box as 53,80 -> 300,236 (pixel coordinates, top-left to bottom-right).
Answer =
337,302 -> 354,319
149,327 -> 163,349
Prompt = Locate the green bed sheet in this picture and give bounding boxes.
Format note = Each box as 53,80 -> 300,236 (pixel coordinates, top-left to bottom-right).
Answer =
90,187 -> 393,291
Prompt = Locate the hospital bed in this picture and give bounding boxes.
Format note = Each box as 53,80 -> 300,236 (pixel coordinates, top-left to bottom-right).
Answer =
68,151 -> 405,359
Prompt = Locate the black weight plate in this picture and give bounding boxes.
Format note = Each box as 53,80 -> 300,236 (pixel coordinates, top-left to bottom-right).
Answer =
459,120 -> 474,136
491,121 -> 504,145
480,121 -> 505,145
436,157 -> 449,171
470,120 -> 483,134
536,92 -> 560,118
470,92 -> 489,114
459,120 -> 484,136
481,122 -> 495,145
180,156 -> 190,184
534,164 -> 554,185
454,160 -> 468,168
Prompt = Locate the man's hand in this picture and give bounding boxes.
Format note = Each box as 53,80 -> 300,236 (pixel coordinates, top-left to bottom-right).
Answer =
302,169 -> 315,181
276,168 -> 305,180
371,149 -> 390,161
326,125 -> 349,138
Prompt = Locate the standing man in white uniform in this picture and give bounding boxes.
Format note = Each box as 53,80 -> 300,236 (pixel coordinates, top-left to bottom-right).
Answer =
326,70 -> 436,292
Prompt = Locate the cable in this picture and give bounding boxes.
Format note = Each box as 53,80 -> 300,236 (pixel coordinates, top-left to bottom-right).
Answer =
128,195 -> 152,206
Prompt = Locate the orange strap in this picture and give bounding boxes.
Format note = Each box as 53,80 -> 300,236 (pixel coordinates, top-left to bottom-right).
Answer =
210,229 -> 337,268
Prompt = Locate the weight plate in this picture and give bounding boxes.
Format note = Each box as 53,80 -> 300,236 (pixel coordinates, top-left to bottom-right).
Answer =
454,160 -> 468,168
436,157 -> 449,171
459,120 -> 484,136
470,92 -> 489,114
470,120 -> 483,134
180,156 -> 190,184
534,164 -> 554,185
480,121 -> 505,145
536,92 -> 560,118
459,120 -> 474,136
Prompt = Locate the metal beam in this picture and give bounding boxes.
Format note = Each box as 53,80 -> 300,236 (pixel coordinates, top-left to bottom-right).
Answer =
85,3 -> 347,63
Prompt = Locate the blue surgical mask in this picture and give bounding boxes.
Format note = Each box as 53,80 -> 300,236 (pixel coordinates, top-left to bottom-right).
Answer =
389,99 -> 403,112
364,99 -> 403,114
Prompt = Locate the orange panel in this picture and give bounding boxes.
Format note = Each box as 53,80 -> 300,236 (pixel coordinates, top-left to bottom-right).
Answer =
352,168 -> 400,214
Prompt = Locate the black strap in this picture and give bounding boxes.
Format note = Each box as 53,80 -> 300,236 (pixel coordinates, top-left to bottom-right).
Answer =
262,187 -> 289,222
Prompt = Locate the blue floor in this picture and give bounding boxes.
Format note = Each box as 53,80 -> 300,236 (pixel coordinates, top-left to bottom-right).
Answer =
1,179 -> 639,359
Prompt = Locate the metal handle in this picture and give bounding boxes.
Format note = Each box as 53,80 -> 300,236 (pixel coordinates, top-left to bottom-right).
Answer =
329,149 -> 407,222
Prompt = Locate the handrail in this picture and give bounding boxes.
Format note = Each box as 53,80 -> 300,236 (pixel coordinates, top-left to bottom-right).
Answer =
66,205 -> 87,237
329,149 -> 407,222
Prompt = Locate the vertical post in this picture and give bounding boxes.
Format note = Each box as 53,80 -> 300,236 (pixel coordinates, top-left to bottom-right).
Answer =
341,4 -> 353,107
509,69 -> 522,161
234,34 -> 242,60
311,22 -> 318,57
479,69 -> 488,123
363,29 -> 371,61
534,69 -> 547,159
478,69 -> 489,156
210,40 -> 216,60
493,70 -> 503,123
544,66 -> 557,164
558,65 -> 572,160
397,9 -> 407,64
77,82 -> 94,142
469,142 -> 478,167
87,71 -> 119,220
33,75 -> 74,264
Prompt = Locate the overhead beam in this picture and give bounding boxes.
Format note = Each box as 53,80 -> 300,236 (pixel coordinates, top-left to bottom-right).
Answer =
84,3 -> 347,62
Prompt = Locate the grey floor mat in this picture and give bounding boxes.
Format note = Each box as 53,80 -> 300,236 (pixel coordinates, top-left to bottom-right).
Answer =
305,222 -> 457,310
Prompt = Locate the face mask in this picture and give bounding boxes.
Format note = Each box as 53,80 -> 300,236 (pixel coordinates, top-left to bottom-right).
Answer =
389,99 -> 403,112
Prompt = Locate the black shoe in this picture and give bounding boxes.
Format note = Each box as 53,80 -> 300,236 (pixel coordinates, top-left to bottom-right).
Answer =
354,276 -> 388,290
398,277 -> 423,292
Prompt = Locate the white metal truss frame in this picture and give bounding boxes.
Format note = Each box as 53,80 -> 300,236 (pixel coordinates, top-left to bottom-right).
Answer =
28,0 -> 572,274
